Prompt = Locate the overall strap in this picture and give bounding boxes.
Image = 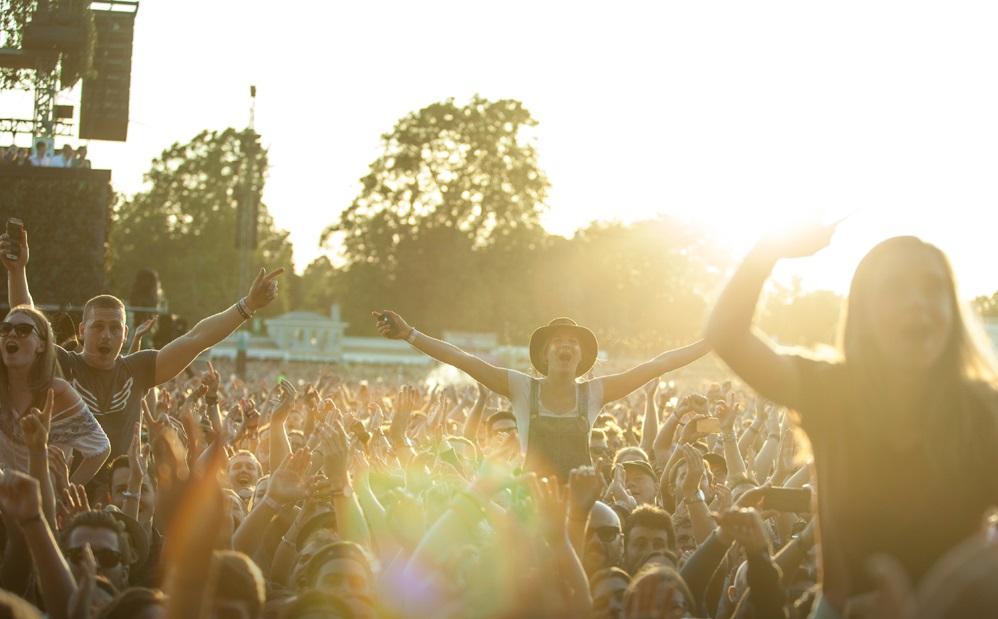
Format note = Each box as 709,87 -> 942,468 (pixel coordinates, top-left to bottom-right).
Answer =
529,378 -> 540,419
577,381 -> 590,422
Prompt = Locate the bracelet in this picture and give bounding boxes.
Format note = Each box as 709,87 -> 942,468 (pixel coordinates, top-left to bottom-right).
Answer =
235,297 -> 254,321
18,514 -> 43,528
406,328 -> 419,344
121,490 -> 140,499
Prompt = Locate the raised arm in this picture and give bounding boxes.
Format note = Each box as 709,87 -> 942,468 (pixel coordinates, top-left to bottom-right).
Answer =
599,339 -> 710,404
0,470 -> 77,619
154,268 -> 283,385
704,225 -> 835,406
374,310 -> 510,397
639,380 -> 659,456
462,383 -> 490,441
1,226 -> 33,308
128,316 -> 158,355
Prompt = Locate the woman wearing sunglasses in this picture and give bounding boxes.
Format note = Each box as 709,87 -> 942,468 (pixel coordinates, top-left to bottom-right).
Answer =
0,306 -> 110,483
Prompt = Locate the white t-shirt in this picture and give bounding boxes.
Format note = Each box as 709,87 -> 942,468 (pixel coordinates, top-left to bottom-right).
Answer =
506,369 -> 604,453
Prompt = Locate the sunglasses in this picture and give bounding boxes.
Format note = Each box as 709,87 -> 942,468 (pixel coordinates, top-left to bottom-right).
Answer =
0,322 -> 37,338
592,526 -> 621,543
67,546 -> 123,569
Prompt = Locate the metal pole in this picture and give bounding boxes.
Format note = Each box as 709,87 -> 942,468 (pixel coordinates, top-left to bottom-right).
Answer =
235,85 -> 257,379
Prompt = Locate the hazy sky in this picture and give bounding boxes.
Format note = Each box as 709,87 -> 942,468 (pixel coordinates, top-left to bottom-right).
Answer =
4,1 -> 997,297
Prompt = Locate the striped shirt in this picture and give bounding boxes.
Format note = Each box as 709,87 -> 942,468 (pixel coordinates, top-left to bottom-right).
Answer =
0,388 -> 109,473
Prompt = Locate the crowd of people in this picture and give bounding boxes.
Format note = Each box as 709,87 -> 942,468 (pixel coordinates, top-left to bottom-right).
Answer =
0,141 -> 92,168
0,220 -> 994,619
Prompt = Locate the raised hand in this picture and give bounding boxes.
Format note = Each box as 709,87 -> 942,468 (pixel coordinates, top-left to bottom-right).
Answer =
265,449 -> 312,506
47,446 -> 71,493
716,508 -> 771,554
679,445 -> 706,499
67,543 -> 97,619
142,403 -> 171,444
534,476 -> 569,544
20,388 -> 53,453
608,464 -> 637,510
201,362 -> 221,398
366,402 -> 384,433
372,310 -> 412,340
244,267 -> 284,313
713,397 -> 738,434
133,316 -> 158,340
568,465 -> 602,521
271,379 -> 297,424
320,420 -> 351,489
0,469 -> 43,523
127,421 -> 148,487
759,221 -> 837,260
0,225 -> 28,272
642,379 -> 659,398
61,483 -> 91,519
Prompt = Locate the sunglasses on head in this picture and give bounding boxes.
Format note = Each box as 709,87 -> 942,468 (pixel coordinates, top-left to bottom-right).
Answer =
0,322 -> 37,338
593,526 -> 621,543
67,547 -> 123,569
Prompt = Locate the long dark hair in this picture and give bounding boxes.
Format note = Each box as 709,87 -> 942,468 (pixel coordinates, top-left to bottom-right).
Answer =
0,306 -> 60,411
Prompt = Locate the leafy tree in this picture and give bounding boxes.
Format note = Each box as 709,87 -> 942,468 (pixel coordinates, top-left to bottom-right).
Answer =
296,256 -> 339,314
324,95 -> 549,270
759,280 -> 844,347
108,128 -> 293,322
321,95 -> 550,336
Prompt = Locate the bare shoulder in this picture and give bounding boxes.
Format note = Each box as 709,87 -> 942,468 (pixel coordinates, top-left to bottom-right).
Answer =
51,378 -> 83,409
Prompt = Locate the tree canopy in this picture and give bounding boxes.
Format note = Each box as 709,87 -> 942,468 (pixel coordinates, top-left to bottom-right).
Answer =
108,128 -> 294,322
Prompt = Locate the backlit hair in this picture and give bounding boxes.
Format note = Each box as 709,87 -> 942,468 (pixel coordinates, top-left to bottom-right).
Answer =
83,295 -> 126,322
0,306 -> 60,410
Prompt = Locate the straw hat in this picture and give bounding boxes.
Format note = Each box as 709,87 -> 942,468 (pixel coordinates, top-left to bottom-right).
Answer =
528,317 -> 598,377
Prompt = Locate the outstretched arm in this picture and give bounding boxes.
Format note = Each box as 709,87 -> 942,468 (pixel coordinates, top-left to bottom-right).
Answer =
155,268 -> 283,385
704,225 -> 835,406
374,310 -> 511,397
600,340 -> 710,403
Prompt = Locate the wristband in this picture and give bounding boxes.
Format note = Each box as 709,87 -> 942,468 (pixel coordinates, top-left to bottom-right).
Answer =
406,328 -> 419,344
683,490 -> 706,504
121,490 -> 140,499
235,298 -> 253,321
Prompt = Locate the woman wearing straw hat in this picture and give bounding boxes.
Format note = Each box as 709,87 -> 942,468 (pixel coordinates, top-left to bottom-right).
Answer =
373,311 -> 709,480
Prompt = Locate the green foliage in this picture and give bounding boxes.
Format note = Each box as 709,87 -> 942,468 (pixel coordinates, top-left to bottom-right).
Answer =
759,281 -> 844,347
308,95 -> 732,354
0,0 -> 36,89
108,128 -> 294,322
973,292 -> 998,318
324,95 -> 549,270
